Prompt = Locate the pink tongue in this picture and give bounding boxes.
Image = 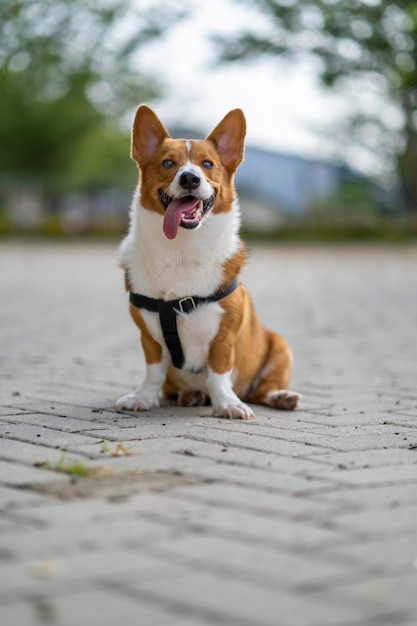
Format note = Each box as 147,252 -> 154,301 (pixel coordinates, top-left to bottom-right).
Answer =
163,197 -> 200,239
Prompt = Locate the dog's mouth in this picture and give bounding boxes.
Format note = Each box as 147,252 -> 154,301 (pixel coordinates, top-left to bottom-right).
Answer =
158,190 -> 216,240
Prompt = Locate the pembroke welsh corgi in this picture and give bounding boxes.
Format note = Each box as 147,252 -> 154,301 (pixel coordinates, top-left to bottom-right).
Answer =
116,105 -> 300,419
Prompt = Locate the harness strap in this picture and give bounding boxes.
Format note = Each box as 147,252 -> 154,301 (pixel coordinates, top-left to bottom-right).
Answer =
129,279 -> 239,370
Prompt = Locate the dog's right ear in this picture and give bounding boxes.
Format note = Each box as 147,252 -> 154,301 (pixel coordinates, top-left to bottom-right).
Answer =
131,105 -> 170,165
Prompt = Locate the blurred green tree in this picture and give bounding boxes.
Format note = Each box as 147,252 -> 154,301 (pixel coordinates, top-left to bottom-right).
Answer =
0,0 -> 182,195
216,0 -> 417,213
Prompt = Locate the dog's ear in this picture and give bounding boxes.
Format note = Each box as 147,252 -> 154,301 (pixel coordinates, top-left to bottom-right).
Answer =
131,105 -> 170,165
206,109 -> 246,172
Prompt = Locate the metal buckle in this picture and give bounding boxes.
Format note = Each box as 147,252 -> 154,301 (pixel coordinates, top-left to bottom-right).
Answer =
178,296 -> 197,314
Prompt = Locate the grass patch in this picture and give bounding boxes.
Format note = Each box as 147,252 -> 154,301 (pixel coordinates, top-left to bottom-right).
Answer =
36,445 -> 137,478
36,455 -> 96,477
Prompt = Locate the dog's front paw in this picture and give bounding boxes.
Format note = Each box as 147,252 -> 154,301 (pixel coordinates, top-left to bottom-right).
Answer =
213,402 -> 255,420
115,393 -> 157,412
266,390 -> 301,410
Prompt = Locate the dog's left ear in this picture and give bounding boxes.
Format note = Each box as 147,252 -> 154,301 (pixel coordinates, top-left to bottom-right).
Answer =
206,109 -> 246,172
131,105 -> 170,165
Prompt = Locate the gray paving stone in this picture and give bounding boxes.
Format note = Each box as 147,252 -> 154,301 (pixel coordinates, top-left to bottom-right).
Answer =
108,491 -> 345,550
316,463 -> 417,487
184,461 -> 337,495
309,482 -> 417,509
131,569 -> 378,626
0,437 -> 90,466
0,485 -> 50,510
0,515 -> 178,562
80,422 -> 213,441
319,531 -> 417,571
74,435 -> 334,475
0,459 -> 71,486
308,570 -> 417,622
1,412 -> 114,432
26,588 -> 184,626
299,412 -> 417,428
0,422 -> 97,448
1,400 -> 119,420
0,407 -> 32,417
185,424 -> 331,456
301,422 -> 416,438
72,433 -> 210,458
143,533 -> 353,588
87,450 -> 217,474
1,242 -> 417,625
172,437 -> 335,472
393,408 -> 417,418
0,549 -> 188,601
330,504 -> 417,534
312,447 -> 417,469
0,602 -> 43,626
169,481 -> 343,520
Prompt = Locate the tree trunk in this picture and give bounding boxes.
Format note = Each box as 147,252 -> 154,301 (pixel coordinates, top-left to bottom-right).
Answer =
398,103 -> 417,216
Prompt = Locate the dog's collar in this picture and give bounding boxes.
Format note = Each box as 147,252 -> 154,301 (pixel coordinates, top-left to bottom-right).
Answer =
129,279 -> 239,370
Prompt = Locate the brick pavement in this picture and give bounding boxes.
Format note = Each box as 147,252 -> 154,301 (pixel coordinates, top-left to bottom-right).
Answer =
0,241 -> 416,626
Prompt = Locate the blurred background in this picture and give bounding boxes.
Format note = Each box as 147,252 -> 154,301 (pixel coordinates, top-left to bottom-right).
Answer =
1,0 -> 416,240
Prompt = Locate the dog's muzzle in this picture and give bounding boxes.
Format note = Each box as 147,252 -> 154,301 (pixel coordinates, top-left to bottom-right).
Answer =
158,190 -> 216,216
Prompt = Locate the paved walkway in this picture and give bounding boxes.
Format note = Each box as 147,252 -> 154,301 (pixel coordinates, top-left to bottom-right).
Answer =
1,241 -> 417,626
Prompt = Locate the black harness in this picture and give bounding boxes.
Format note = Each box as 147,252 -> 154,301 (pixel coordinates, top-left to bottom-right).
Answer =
129,279 -> 239,370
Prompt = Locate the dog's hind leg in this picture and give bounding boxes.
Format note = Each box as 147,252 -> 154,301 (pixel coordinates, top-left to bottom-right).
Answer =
246,331 -> 301,410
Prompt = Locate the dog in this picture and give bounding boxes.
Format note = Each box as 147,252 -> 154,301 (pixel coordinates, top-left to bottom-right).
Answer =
116,105 -> 300,419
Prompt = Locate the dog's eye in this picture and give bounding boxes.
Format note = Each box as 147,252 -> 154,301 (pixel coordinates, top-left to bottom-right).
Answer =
202,160 -> 214,169
162,159 -> 174,168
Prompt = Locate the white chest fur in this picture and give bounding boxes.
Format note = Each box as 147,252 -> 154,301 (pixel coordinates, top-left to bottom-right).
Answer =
119,192 -> 241,375
119,192 -> 241,300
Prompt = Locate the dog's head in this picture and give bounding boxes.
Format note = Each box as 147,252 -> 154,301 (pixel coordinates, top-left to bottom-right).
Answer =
131,105 -> 246,239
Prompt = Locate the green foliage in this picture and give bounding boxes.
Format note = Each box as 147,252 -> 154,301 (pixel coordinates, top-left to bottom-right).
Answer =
0,0 -> 183,193
242,217 -> 416,243
217,0 -> 417,211
218,1 -> 416,92
38,455 -> 95,477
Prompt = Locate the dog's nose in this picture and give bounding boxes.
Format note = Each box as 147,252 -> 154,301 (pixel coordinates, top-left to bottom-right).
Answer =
179,171 -> 200,191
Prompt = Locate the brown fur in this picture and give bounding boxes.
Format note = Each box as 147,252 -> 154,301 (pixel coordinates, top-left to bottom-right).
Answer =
129,305 -> 163,364
119,105 -> 299,417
